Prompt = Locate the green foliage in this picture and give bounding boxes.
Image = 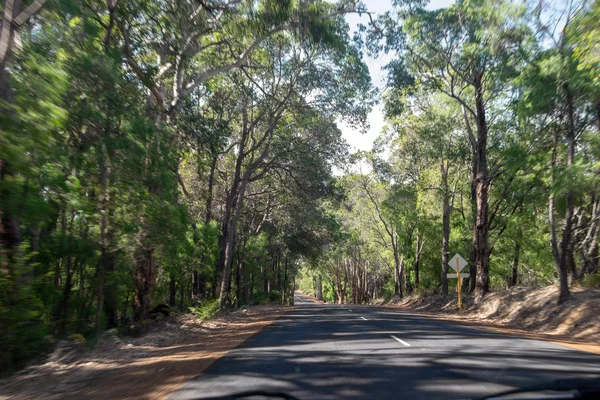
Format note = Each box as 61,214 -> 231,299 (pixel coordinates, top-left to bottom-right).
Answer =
3,0 -> 599,376
268,290 -> 282,303
304,0 -> 600,308
583,274 -> 600,289
67,334 -> 86,345
189,300 -> 221,321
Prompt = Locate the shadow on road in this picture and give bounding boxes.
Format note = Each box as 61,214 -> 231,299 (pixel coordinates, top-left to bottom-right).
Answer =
169,303 -> 600,400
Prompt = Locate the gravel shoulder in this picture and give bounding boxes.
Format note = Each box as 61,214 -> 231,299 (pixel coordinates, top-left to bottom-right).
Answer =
0,306 -> 289,400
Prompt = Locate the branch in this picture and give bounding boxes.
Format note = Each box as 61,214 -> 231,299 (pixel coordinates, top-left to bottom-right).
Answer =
175,169 -> 192,200
172,22 -> 296,112
170,5 -> 356,112
14,0 -> 47,27
120,24 -> 167,111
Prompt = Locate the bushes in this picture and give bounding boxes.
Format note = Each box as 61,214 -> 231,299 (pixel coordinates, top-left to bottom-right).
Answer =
189,299 -> 221,321
67,334 -> 86,345
249,290 -> 284,305
268,290 -> 282,303
583,273 -> 600,289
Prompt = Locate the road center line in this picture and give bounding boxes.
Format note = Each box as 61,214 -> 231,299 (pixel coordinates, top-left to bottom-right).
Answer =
360,316 -> 368,321
390,335 -> 411,347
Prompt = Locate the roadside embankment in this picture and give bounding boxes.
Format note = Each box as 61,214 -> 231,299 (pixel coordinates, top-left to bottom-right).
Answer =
386,286 -> 600,351
0,305 -> 288,400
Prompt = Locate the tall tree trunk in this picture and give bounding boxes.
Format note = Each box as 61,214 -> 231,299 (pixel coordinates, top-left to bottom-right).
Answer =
235,259 -> 243,308
169,273 -> 176,307
473,74 -> 490,302
0,0 -> 23,290
463,107 -> 478,293
133,247 -> 156,321
414,234 -> 423,288
393,253 -> 401,297
316,277 -> 323,300
281,257 -> 288,304
277,255 -> 282,293
218,174 -> 248,307
556,83 -> 576,304
193,152 -> 217,301
441,193 -> 451,295
510,229 -> 522,287
205,154 -> 217,223
179,268 -> 185,310
216,121 -> 249,299
579,195 -> 600,280
55,256 -> 74,335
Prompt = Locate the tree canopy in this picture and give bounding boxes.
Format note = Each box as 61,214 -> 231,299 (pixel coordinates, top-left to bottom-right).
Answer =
1,0 -> 599,375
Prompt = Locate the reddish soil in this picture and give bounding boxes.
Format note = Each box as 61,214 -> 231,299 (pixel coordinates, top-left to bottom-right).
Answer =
388,286 -> 600,353
0,306 -> 288,400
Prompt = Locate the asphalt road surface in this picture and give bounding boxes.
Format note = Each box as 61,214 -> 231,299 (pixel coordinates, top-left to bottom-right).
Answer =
169,291 -> 600,400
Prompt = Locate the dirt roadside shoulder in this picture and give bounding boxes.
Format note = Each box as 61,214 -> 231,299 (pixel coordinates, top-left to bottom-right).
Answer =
383,286 -> 600,355
383,306 -> 600,354
0,305 -> 290,400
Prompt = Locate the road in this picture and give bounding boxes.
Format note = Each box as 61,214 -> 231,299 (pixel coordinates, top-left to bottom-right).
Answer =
169,291 -> 600,399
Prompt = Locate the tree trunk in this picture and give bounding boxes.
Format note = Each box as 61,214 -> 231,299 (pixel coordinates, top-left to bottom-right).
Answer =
235,238 -> 245,308
193,152 -> 216,301
179,269 -> 185,310
216,120 -> 249,300
473,74 -> 490,302
316,277 -> 323,300
510,232 -> 521,287
556,83 -> 576,304
219,174 -> 248,307
55,257 -> 74,335
393,257 -> 401,297
392,234 -> 403,297
205,154 -> 217,223
282,257 -> 288,304
441,195 -> 451,295
133,247 -> 156,320
192,270 -> 199,300
579,195 -> 600,280
0,0 -> 23,292
169,273 -> 176,307
414,235 -> 422,288
277,256 -> 282,294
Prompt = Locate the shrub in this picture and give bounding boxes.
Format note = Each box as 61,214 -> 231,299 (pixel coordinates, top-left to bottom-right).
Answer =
68,334 -> 86,345
268,290 -> 281,303
583,273 -> 600,289
251,292 -> 269,305
189,299 -> 221,321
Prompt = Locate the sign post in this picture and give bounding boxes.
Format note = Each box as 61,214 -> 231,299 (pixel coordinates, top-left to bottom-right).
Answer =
456,257 -> 462,312
448,254 -> 468,312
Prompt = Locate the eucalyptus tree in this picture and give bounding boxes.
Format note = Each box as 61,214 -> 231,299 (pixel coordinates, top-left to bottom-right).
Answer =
513,0 -> 599,302
382,93 -> 468,294
370,0 -> 533,300
112,0 -> 372,315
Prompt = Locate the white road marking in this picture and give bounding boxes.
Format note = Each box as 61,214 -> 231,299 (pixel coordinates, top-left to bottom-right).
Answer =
348,309 -> 352,312
390,335 -> 411,347
360,316 -> 368,321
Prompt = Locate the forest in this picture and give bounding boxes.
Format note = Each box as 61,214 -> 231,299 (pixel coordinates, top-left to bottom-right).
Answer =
1,0 -> 599,374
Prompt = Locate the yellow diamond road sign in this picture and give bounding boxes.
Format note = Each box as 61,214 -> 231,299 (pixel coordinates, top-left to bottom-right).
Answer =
449,254 -> 468,272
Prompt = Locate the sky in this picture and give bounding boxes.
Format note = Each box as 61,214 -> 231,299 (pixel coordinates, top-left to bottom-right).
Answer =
339,0 -> 454,153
